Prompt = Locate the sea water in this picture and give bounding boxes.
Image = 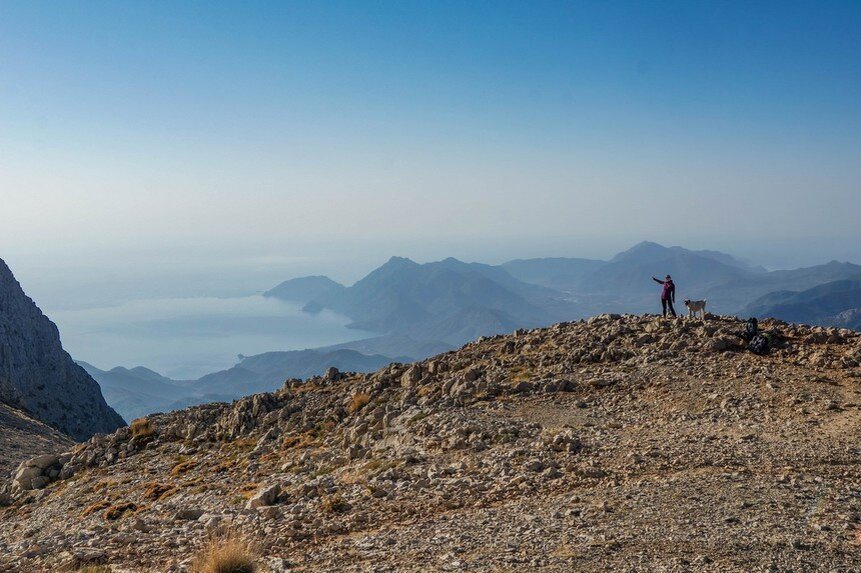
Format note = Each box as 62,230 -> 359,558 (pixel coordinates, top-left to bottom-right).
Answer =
48,295 -> 369,379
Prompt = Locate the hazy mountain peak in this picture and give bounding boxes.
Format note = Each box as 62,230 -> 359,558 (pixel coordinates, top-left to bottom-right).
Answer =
383,256 -> 419,267
610,241 -> 669,262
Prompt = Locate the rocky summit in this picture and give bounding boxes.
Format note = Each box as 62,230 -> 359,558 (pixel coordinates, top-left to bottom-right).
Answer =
1,315 -> 860,572
0,258 -> 125,440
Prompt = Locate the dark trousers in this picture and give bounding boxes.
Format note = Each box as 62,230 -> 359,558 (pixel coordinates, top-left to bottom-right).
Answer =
662,298 -> 676,317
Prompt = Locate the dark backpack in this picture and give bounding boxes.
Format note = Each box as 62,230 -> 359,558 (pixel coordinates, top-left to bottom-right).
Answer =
741,318 -> 758,341
748,333 -> 770,355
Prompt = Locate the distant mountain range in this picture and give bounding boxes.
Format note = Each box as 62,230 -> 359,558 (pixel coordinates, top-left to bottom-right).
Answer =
86,241 -> 861,421
266,241 -> 861,331
80,348 -> 397,421
741,278 -> 861,328
265,256 -> 579,342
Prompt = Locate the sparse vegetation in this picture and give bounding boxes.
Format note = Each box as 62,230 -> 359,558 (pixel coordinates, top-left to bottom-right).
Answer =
282,429 -> 322,450
508,365 -> 532,382
347,392 -> 371,414
224,437 -> 257,453
417,385 -> 434,397
236,482 -> 259,499
171,458 -> 197,477
81,500 -> 111,518
321,494 -> 351,513
103,501 -> 137,520
143,481 -> 178,501
129,417 -> 155,445
77,566 -> 112,573
189,536 -> 256,573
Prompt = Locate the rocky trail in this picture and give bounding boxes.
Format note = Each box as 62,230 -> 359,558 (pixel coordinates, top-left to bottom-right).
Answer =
1,314 -> 860,572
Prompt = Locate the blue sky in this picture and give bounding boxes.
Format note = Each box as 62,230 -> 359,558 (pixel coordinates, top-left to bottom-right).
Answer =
1,1 -> 860,304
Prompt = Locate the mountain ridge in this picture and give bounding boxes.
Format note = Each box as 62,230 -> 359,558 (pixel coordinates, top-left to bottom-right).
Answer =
2,314 -> 859,571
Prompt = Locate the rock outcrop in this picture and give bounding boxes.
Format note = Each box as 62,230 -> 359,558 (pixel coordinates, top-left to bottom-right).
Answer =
0,315 -> 859,572
0,258 -> 125,440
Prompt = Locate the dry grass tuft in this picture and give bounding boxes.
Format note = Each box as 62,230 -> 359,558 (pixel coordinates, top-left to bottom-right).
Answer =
347,393 -> 371,414
81,500 -> 111,518
282,429 -> 322,450
321,494 -> 351,513
129,417 -> 155,445
77,566 -> 111,573
171,459 -> 197,477
103,501 -> 137,520
143,481 -> 178,501
236,482 -> 259,499
190,535 -> 257,573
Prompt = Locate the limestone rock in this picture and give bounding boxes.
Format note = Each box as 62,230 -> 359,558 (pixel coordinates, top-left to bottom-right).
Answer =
0,258 -> 125,440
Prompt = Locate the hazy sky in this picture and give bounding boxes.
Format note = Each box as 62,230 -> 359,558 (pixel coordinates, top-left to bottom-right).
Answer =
2,1 -> 860,307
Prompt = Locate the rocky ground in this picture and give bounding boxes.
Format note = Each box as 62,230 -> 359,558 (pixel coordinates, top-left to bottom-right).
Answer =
1,314 -> 860,572
0,403 -> 74,479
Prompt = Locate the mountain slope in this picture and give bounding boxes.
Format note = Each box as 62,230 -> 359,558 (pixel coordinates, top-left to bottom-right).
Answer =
263,276 -> 346,305
0,258 -> 125,440
501,257 -> 606,291
77,362 -> 193,422
2,315 -> 859,571
703,261 -> 861,314
192,348 -> 396,396
83,348 -> 398,421
577,249 -> 754,314
0,402 -> 74,480
296,256 -> 579,336
740,278 -> 861,326
831,308 -> 861,330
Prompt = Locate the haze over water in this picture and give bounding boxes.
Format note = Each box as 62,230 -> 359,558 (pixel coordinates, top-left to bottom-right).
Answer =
52,294 -> 371,380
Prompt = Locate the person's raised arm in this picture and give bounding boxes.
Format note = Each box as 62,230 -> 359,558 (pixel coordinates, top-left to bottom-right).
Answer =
652,277 -> 663,284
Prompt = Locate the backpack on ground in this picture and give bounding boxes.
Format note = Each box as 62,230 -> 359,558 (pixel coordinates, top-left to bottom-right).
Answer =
741,317 -> 758,341
748,332 -> 771,355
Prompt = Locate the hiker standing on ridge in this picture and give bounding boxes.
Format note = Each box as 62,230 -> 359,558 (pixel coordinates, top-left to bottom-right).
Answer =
652,275 -> 676,317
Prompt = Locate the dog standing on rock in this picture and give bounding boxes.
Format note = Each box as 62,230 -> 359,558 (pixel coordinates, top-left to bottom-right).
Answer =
684,299 -> 707,319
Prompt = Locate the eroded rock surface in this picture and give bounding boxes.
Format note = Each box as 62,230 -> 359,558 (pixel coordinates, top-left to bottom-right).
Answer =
0,258 -> 125,440
1,315 -> 859,572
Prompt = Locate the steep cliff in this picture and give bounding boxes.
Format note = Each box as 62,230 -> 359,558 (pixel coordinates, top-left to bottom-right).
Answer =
0,258 -> 125,440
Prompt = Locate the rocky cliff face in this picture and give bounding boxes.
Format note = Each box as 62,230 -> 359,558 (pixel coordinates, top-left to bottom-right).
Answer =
1,315 -> 859,572
0,258 -> 125,441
